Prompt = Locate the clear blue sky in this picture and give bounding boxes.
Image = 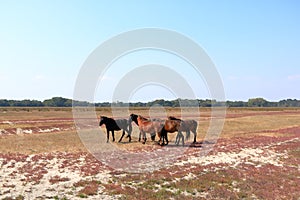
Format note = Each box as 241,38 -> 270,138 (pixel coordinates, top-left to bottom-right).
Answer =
1,0 -> 299,102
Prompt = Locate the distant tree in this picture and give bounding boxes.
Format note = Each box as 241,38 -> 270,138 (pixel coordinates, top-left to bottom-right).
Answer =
95,102 -> 111,107
226,101 -> 247,107
278,99 -> 300,107
248,98 -> 268,107
43,97 -> 71,107
152,99 -> 165,106
0,97 -> 300,107
73,100 -> 92,107
198,99 -> 212,107
0,99 -> 10,106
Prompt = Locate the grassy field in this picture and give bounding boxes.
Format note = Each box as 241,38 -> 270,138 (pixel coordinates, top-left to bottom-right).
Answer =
1,107 -> 299,153
0,107 -> 300,199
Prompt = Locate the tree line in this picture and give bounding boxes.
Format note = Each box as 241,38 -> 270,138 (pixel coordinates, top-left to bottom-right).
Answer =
0,97 -> 300,107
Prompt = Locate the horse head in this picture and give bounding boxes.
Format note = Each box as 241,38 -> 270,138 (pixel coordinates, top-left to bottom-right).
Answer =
99,116 -> 107,126
129,114 -> 139,125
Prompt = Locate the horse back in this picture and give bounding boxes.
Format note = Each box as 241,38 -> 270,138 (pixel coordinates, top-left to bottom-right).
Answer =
186,120 -> 197,132
115,119 -> 129,130
105,118 -> 121,131
137,117 -> 164,133
164,120 -> 181,133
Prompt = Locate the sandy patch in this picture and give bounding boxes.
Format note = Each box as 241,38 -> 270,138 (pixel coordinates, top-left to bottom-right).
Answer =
0,152 -> 115,199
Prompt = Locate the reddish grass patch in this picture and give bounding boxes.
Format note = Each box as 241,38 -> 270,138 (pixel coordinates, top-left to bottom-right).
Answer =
49,175 -> 70,184
74,180 -> 101,196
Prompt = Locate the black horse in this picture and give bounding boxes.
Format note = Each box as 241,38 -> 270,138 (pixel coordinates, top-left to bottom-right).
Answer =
99,116 -> 132,143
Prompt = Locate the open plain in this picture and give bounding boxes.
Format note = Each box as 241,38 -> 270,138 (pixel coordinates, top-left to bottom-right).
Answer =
0,107 -> 299,199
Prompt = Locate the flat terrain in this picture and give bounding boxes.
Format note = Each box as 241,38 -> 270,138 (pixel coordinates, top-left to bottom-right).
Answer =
0,107 -> 299,199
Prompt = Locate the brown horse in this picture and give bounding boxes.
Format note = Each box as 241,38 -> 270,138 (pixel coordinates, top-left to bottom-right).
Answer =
159,116 -> 198,146
168,116 -> 198,144
99,116 -> 132,143
129,114 -> 164,144
159,119 -> 185,146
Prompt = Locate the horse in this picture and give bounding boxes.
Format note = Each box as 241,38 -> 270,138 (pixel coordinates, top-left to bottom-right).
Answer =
159,116 -> 198,146
158,119 -> 185,146
168,116 -> 198,144
99,116 -> 132,143
129,114 -> 164,144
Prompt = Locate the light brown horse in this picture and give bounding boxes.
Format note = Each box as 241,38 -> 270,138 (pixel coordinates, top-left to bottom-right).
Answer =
129,114 -> 164,144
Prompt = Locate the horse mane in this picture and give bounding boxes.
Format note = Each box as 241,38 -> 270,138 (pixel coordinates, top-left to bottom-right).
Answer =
168,116 -> 182,121
138,115 -> 149,121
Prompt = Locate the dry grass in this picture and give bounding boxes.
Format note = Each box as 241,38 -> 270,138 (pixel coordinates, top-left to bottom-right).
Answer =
1,107 -> 300,154
0,131 -> 86,154
221,113 -> 300,138
0,107 -> 73,120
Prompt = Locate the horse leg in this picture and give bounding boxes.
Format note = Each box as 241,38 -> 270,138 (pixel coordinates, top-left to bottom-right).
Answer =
162,131 -> 169,146
118,130 -> 125,143
181,132 -> 185,146
125,128 -> 131,142
160,133 -> 165,146
142,131 -> 147,144
193,131 -> 197,143
106,130 -> 109,143
151,133 -> 155,141
138,131 -> 141,142
176,131 -> 182,146
112,130 -> 115,142
175,132 -> 180,145
160,129 -> 166,146
165,133 -> 169,145
158,134 -> 162,145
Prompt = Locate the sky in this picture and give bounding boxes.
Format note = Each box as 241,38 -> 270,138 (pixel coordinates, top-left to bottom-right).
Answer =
0,0 -> 300,102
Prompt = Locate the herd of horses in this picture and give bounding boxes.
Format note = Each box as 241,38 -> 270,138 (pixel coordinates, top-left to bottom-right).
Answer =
99,114 -> 198,146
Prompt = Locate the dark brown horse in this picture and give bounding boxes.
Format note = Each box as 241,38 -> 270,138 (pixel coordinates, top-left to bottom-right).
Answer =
99,116 -> 132,143
159,116 -> 198,146
167,116 -> 198,144
159,119 -> 184,146
129,114 -> 164,144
